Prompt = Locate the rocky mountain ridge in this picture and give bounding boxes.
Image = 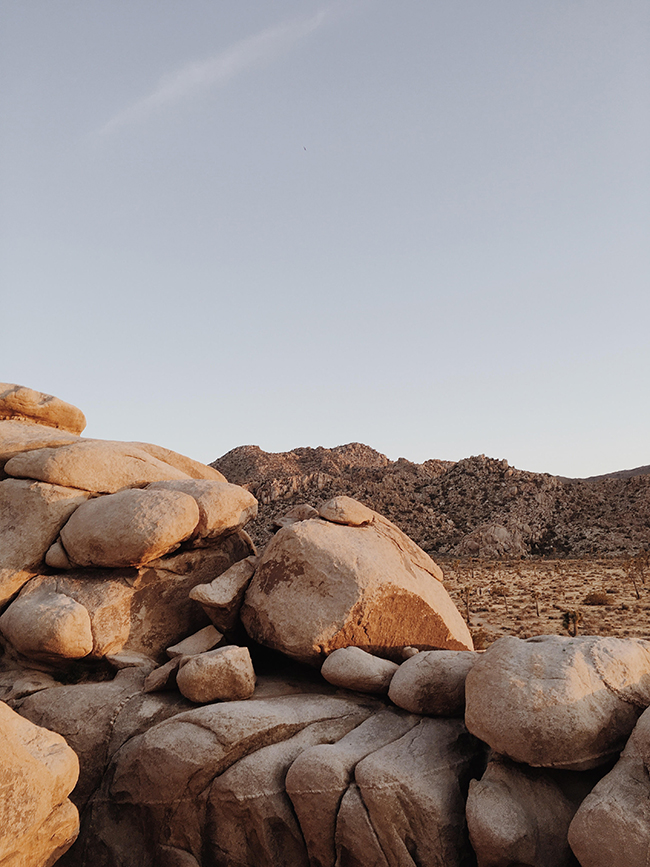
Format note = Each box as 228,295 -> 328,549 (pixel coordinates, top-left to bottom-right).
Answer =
212,444 -> 650,558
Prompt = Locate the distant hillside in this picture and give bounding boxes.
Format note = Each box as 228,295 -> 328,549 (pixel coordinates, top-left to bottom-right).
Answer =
212,444 -> 650,558
581,465 -> 650,482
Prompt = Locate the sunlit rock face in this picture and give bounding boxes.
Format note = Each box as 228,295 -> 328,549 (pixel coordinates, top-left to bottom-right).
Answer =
242,497 -> 473,666
0,701 -> 80,866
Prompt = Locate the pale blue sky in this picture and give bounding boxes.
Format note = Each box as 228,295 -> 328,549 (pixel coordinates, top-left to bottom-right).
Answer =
2,1 -> 648,477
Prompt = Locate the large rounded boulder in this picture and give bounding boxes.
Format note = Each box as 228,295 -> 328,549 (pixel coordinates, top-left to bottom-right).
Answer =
241,498 -> 472,665
465,634 -> 650,770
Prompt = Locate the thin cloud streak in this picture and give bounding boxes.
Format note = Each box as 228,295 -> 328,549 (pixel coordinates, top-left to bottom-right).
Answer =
98,7 -> 332,134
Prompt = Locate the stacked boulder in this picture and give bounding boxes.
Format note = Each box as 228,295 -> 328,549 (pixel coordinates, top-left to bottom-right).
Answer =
3,383 -> 650,866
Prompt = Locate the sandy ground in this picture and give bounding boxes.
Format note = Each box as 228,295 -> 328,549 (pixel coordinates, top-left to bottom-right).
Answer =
439,558 -> 650,650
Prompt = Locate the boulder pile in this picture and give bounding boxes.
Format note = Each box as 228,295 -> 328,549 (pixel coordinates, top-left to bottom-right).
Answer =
1,384 -> 650,866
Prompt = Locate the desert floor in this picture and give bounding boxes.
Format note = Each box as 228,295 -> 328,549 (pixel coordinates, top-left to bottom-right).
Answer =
439,558 -> 650,650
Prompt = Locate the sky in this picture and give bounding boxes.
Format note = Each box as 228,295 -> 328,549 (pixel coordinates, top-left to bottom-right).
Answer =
1,0 -> 649,478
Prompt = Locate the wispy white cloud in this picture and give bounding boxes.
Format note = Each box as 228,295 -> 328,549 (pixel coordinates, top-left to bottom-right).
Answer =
98,7 -> 333,135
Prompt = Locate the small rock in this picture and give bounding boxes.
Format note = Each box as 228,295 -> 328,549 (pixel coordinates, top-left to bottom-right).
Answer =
272,503 -> 320,531
321,647 -> 399,695
105,651 -> 158,673
167,625 -> 223,658
189,556 -> 258,633
176,645 -> 256,703
318,496 -> 375,526
388,650 -> 479,716
144,657 -> 182,693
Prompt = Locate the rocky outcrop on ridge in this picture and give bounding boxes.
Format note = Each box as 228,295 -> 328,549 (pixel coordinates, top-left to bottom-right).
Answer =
212,443 -> 650,557
4,383 -> 650,867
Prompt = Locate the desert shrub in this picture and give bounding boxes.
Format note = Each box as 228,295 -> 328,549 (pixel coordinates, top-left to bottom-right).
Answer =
582,591 -> 610,606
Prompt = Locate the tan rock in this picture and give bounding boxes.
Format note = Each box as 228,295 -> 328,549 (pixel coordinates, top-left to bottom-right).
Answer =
0,419 -> 80,469
147,479 -> 257,540
176,645 -> 256,703
167,624 -> 223,658
569,705 -> 650,867
0,382 -> 86,433
388,649 -> 479,716
0,478 -> 91,605
467,756 -> 600,867
241,514 -> 472,666
59,487 -> 200,568
189,555 -> 258,633
2,534 -> 254,663
0,701 -> 79,865
144,657 -> 182,693
4,439 -> 193,493
354,717 -> 482,866
285,707 -> 419,867
465,635 -> 650,769
335,783 -> 389,867
18,669 -> 147,809
271,503 -> 320,530
83,693 -> 377,864
206,715 -> 361,867
321,646 -> 399,694
105,651 -> 157,673
318,495 -> 375,526
126,441 -> 227,481
45,539 -> 72,569
0,585 -> 93,661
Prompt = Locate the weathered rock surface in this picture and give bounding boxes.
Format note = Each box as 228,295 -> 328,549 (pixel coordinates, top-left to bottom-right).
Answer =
0,478 -> 91,605
0,419 -> 80,470
176,645 -> 256,703
0,382 -> 86,434
569,705 -> 650,867
321,646 -> 399,694
352,717 -> 483,867
0,584 -> 94,661
388,649 -> 479,716
125,441 -> 227,482
17,669 -> 147,810
147,479 -> 257,540
5,440 -> 193,493
467,755 -> 600,867
241,507 -> 472,666
1,534 -> 254,663
465,634 -> 650,769
285,707 -> 420,867
76,692 -> 379,866
0,699 -> 80,866
189,556 -> 258,634
58,488 -> 200,568
206,715 -> 358,867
